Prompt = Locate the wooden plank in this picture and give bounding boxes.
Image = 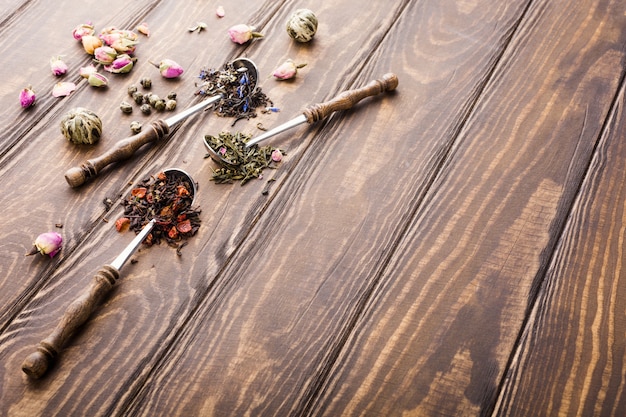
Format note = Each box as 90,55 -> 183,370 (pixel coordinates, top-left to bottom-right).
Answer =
493,77 -> 626,416
0,0 -> 416,415
120,0 -> 543,416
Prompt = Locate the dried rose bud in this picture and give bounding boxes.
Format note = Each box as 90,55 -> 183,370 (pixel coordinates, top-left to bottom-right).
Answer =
87,72 -> 109,87
104,54 -> 135,74
216,6 -> 225,18
153,59 -> 184,78
26,232 -> 63,258
136,22 -> 150,37
271,149 -> 283,162
93,46 -> 117,65
50,56 -> 68,76
272,59 -> 306,80
227,24 -> 263,44
79,64 -> 98,78
72,22 -> 95,40
82,35 -> 103,54
100,29 -> 139,54
19,86 -> 36,108
52,82 -> 77,97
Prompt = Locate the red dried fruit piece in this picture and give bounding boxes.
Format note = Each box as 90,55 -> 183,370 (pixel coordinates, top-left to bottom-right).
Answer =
160,206 -> 172,217
176,219 -> 192,233
157,172 -> 167,181
115,217 -> 130,232
168,226 -> 179,239
176,214 -> 187,223
131,187 -> 147,198
177,185 -> 190,197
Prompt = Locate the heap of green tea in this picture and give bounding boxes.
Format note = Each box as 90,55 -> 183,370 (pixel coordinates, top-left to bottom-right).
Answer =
204,131 -> 283,185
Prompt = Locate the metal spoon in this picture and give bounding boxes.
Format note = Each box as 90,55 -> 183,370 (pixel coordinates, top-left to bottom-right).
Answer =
22,168 -> 197,379
65,58 -> 258,188
204,73 -> 398,165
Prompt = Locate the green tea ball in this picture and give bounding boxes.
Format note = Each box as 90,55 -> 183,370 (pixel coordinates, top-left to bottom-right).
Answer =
60,107 -> 102,145
286,9 -> 318,43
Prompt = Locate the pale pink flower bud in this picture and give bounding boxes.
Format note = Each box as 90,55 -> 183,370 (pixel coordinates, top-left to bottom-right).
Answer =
272,59 -> 306,80
52,81 -> 76,97
227,24 -> 263,44
88,72 -> 109,87
19,86 -> 36,108
50,56 -> 68,76
82,35 -> 103,55
100,29 -> 139,54
153,59 -> 184,78
26,232 -> 63,258
104,54 -> 135,74
271,149 -> 283,162
216,6 -> 225,17
93,46 -> 117,64
72,22 -> 95,40
79,64 -> 98,78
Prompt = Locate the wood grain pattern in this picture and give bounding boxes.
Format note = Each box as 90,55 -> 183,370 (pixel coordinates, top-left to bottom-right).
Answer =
0,0 -> 625,416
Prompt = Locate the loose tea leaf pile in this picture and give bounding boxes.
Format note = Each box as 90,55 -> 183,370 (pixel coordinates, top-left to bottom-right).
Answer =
117,171 -> 201,248
205,131 -> 282,185
195,61 -> 272,124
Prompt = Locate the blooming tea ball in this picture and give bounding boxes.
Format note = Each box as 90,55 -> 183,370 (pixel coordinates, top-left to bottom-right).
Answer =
60,107 -> 103,145
286,9 -> 318,43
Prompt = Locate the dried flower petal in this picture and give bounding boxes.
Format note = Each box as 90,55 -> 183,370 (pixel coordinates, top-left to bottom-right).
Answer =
26,232 -> 63,258
52,82 -> 76,97
50,56 -> 68,76
79,64 -> 98,78
137,22 -> 150,37
87,72 -> 109,87
19,86 -> 36,108
131,187 -> 147,198
216,6 -> 225,18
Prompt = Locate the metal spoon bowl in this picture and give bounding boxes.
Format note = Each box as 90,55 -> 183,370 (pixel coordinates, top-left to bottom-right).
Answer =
22,168 -> 197,379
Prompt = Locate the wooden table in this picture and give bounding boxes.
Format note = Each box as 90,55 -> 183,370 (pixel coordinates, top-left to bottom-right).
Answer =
1,0 -> 625,415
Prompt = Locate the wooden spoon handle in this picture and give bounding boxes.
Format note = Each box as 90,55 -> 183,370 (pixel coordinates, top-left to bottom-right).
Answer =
302,73 -> 398,123
22,265 -> 120,379
64,120 -> 169,188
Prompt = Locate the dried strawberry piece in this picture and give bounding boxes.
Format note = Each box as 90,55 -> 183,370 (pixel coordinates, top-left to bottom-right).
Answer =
168,226 -> 179,239
131,187 -> 147,198
177,185 -> 190,197
157,172 -> 167,181
115,217 -> 130,232
176,219 -> 192,233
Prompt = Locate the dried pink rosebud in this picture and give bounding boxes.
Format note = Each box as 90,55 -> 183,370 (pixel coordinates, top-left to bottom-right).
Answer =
137,22 -> 150,37
50,56 -> 68,76
271,149 -> 283,162
104,54 -> 135,74
82,35 -> 103,54
152,59 -> 184,78
87,72 -> 108,87
272,59 -> 306,80
79,64 -> 98,78
19,86 -> 36,108
216,6 -> 225,17
93,46 -> 117,65
26,232 -> 63,258
227,24 -> 263,44
52,82 -> 76,97
100,29 -> 139,54
72,22 -> 95,40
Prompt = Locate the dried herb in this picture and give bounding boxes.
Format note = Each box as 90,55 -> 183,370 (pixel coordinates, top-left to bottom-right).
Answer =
195,62 -> 272,125
204,131 -> 283,185
119,171 -> 201,248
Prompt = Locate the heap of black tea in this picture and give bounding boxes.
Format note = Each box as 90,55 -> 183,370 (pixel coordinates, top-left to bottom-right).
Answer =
116,171 -> 201,250
195,61 -> 272,124
205,131 -> 283,185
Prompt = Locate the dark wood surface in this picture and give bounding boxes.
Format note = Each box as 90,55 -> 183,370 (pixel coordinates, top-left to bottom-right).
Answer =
1,0 -> 625,415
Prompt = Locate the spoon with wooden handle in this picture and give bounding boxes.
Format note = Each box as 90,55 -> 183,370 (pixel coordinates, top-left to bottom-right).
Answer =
204,73 -> 398,165
64,58 -> 257,188
22,168 -> 197,379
